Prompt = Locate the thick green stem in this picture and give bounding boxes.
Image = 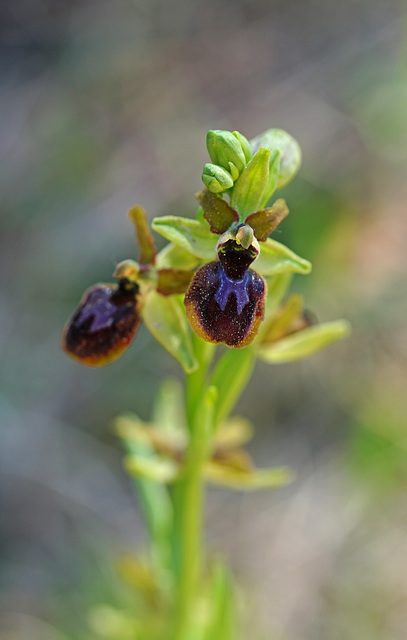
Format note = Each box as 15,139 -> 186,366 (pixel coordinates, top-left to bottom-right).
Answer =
171,341 -> 253,639
171,360 -> 216,640
171,447 -> 204,639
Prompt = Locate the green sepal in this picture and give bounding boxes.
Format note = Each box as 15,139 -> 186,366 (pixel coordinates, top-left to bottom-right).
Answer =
142,292 -> 198,373
245,198 -> 289,241
255,237 -> 312,275
152,216 -> 217,260
230,146 -> 271,219
196,189 -> 239,235
205,462 -> 293,490
156,242 -> 200,270
207,129 -> 247,174
251,128 -> 302,189
202,163 -> 234,193
256,320 -> 351,363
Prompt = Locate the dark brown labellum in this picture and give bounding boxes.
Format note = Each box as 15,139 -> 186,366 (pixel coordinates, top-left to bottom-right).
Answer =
184,241 -> 266,348
62,280 -> 141,366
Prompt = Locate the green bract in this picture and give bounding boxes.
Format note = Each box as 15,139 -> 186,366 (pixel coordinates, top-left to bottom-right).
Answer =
230,147 -> 272,218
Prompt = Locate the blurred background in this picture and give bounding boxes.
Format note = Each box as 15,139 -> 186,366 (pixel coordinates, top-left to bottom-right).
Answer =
1,0 -> 406,638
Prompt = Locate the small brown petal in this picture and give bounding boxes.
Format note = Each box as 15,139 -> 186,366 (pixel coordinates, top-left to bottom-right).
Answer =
196,188 -> 239,234
128,205 -> 157,265
245,199 -> 289,241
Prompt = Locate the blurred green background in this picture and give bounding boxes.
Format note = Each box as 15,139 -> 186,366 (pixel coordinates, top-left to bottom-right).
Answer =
1,1 -> 407,638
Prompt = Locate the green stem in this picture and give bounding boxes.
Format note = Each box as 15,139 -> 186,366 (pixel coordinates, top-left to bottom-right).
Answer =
171,361 -> 216,640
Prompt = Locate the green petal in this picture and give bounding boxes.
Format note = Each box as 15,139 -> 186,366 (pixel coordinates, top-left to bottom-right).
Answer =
125,454 -> 179,483
205,462 -> 293,490
251,128 -> 302,189
256,320 -> 351,363
142,292 -> 198,373
152,216 -> 217,260
255,237 -> 312,275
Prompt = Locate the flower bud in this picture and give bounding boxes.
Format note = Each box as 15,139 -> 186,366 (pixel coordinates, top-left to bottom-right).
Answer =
207,130 -> 249,175
202,163 -> 234,193
250,129 -> 301,189
62,281 -> 141,366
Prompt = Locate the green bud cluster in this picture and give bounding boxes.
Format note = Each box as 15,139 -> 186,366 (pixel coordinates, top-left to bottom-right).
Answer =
202,127 -> 302,219
202,130 -> 252,193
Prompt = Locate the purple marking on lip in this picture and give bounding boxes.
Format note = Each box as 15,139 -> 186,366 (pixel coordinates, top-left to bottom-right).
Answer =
214,266 -> 250,315
76,287 -> 116,332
